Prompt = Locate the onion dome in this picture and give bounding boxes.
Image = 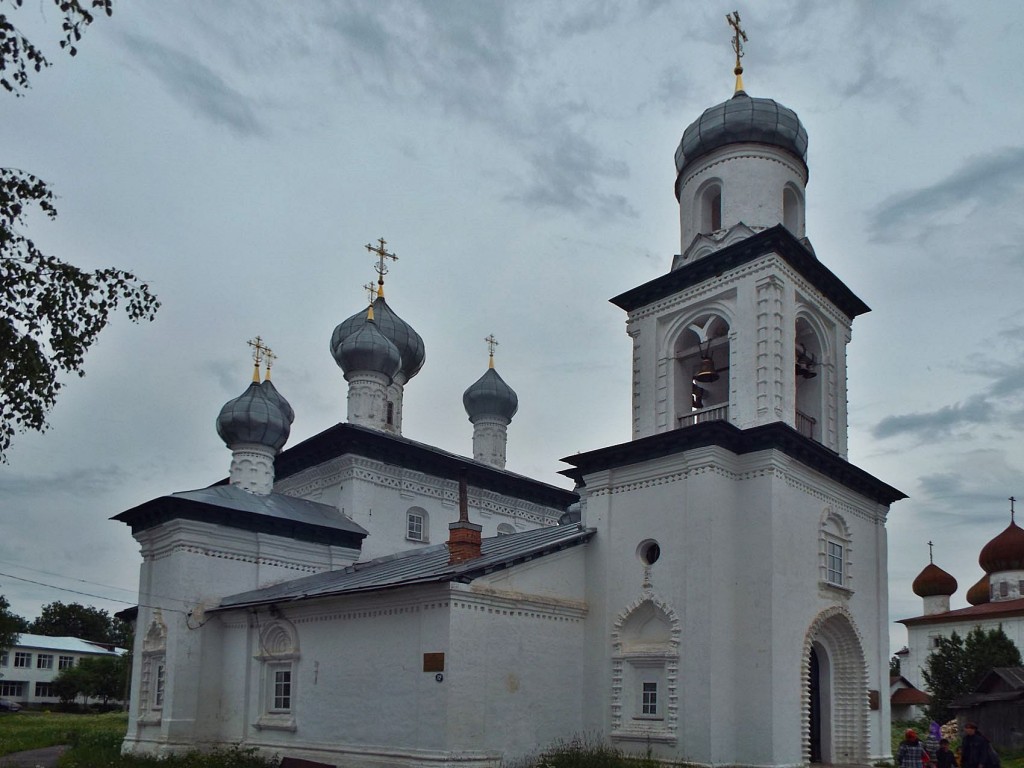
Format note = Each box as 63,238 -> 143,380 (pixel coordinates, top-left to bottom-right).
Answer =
216,381 -> 291,451
912,563 -> 958,598
967,573 -> 991,606
979,520 -> 1024,572
674,92 -> 808,181
331,297 -> 425,381
463,367 -> 518,422
332,313 -> 401,380
260,379 -> 294,425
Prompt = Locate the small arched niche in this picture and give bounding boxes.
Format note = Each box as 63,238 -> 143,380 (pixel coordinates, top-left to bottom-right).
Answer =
674,314 -> 730,429
783,184 -> 804,237
699,182 -> 723,235
795,317 -> 823,441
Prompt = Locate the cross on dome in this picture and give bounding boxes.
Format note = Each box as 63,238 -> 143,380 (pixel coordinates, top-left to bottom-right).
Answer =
927,540 -> 934,564
485,334 -> 499,368
726,11 -> 747,93
247,335 -> 271,382
1011,496 -> 1017,523
363,281 -> 377,305
263,346 -> 277,380
366,237 -> 397,297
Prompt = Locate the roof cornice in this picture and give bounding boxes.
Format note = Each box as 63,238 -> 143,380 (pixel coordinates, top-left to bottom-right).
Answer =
610,225 -> 870,320
559,420 -> 905,506
273,423 -> 578,509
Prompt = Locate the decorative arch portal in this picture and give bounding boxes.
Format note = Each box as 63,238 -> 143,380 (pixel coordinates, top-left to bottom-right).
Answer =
795,314 -> 828,442
801,607 -> 869,765
672,312 -> 731,429
610,593 -> 681,744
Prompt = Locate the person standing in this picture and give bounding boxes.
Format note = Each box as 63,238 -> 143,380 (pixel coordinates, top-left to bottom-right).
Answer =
936,738 -> 958,768
960,723 -> 991,768
898,729 -> 930,768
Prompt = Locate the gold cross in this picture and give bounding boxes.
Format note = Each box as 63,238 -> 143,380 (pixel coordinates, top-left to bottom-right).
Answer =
485,334 -> 498,368
366,237 -> 398,293
247,336 -> 270,382
363,281 -> 377,304
726,11 -> 747,92
264,347 -> 277,380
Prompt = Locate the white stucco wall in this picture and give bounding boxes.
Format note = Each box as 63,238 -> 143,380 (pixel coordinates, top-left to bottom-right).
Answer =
578,444 -> 891,766
274,455 -> 565,561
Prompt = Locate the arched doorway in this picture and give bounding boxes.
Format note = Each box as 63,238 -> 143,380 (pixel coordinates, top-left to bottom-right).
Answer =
802,608 -> 868,765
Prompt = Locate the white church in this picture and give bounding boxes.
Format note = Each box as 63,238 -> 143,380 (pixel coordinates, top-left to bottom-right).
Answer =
114,42 -> 905,768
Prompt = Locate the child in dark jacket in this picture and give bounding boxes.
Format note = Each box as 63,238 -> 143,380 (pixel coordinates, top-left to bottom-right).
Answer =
936,738 -> 957,768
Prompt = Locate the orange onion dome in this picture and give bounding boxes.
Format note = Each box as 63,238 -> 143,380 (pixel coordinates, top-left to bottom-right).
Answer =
979,520 -> 1024,573
912,562 -> 958,597
967,573 -> 991,606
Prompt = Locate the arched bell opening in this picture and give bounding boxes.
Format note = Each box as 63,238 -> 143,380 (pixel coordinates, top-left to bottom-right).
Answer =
795,318 -> 823,441
783,183 -> 804,237
674,314 -> 730,428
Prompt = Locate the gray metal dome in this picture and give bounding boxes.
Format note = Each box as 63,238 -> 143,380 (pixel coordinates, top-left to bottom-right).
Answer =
674,92 -> 808,182
463,367 -> 518,422
332,317 -> 401,380
216,381 -> 291,451
260,378 -> 294,425
331,297 -> 425,381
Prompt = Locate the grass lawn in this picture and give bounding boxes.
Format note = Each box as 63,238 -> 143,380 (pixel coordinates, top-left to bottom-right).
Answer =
0,710 -> 127,756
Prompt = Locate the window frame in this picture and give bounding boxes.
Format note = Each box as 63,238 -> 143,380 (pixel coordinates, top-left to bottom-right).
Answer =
13,652 -> 31,668
406,507 -> 429,543
35,682 -> 55,698
36,653 -> 54,670
0,681 -> 25,697
58,655 -> 74,670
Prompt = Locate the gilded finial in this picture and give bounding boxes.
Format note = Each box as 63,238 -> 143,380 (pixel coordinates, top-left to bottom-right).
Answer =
264,347 -> 277,381
247,335 -> 270,383
485,334 -> 499,369
366,237 -> 398,298
726,11 -> 747,94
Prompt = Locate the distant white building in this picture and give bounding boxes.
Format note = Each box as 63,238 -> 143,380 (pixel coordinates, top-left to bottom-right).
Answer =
0,633 -> 124,706
115,58 -> 904,768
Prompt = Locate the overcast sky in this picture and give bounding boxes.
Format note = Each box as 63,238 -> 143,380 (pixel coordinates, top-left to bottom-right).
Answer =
2,1 -> 1023,655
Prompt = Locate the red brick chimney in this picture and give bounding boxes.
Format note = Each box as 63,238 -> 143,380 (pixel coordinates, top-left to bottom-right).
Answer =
448,473 -> 482,564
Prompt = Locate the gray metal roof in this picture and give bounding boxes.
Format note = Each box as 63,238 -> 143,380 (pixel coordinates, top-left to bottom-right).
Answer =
216,381 -> 291,450
215,522 -> 593,611
113,484 -> 368,547
12,633 -> 125,655
333,317 -> 402,379
463,367 -> 519,421
331,297 -> 426,381
675,92 -> 808,178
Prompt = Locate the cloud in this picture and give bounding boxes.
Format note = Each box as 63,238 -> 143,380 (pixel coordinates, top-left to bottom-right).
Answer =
869,147 -> 1024,241
872,394 -> 993,440
121,33 -> 265,137
0,465 -> 129,497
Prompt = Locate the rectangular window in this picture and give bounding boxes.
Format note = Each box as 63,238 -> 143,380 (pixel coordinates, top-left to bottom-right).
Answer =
13,652 -> 31,668
0,651 -> 7,666
154,664 -> 165,708
272,669 -> 292,712
0,681 -> 24,697
35,682 -> 54,698
407,513 -> 424,541
641,682 -> 658,716
1001,581 -> 1009,598
826,541 -> 844,585
36,654 -> 53,669
58,656 -> 74,670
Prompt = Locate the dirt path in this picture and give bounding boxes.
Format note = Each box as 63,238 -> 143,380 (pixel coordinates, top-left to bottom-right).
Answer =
0,745 -> 68,768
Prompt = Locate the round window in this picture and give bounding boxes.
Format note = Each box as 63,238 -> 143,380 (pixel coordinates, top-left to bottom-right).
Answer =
637,539 -> 661,566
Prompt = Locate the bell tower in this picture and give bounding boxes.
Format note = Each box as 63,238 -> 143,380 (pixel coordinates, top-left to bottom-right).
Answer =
616,20 -> 864,456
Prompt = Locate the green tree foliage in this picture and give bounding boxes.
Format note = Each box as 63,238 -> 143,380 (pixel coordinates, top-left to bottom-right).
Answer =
1,0 -> 160,461
29,601 -> 123,645
890,654 -> 901,676
51,655 -> 128,705
0,594 -> 29,651
923,625 -> 1023,722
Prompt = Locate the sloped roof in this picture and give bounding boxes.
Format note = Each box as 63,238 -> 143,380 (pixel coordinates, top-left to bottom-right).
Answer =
951,668 -> 1024,709
214,523 -> 594,611
12,633 -> 124,655
112,484 -> 367,548
892,687 -> 931,705
899,597 -> 1024,627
